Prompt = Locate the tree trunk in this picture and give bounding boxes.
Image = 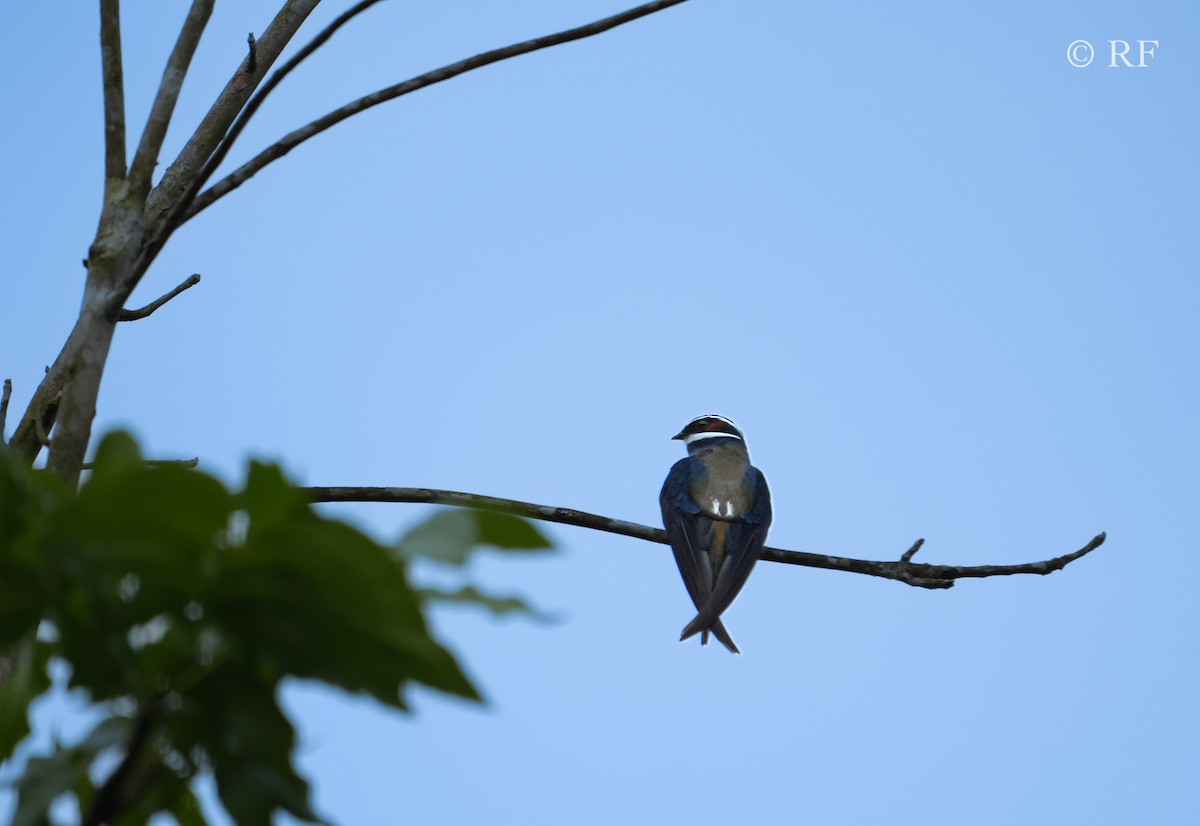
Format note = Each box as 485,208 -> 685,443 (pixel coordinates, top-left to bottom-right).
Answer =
46,185 -> 145,486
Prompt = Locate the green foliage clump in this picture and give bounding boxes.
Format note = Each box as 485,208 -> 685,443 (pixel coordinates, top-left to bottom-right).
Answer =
0,432 -> 551,825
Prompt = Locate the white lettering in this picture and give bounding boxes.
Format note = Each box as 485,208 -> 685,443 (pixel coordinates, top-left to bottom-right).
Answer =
1137,40 -> 1159,67
1109,40 -> 1134,68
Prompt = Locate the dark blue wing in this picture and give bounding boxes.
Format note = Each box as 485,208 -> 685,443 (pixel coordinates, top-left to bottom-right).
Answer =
679,466 -> 772,643
660,458 -> 740,653
660,457 -> 710,600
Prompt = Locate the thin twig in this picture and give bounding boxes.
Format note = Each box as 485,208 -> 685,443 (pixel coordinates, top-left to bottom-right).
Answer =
128,0 -> 215,195
184,0 -> 691,222
99,0 -> 126,184
81,457 -> 199,470
118,274 -> 201,321
149,457 -> 199,468
135,0 -> 390,279
303,487 -> 1106,590
900,538 -> 925,564
0,379 -> 11,443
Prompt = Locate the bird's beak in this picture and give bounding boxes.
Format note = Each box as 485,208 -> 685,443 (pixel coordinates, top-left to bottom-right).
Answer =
671,430 -> 686,441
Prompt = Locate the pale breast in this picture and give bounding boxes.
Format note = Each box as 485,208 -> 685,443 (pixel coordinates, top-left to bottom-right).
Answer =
690,449 -> 752,519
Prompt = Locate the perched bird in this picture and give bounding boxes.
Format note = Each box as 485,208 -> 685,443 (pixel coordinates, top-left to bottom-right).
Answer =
659,415 -> 772,653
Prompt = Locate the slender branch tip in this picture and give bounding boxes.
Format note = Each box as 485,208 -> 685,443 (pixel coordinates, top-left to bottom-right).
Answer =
184,0 -> 689,222
900,538 -> 926,564
129,0 -> 215,193
0,379 -> 12,442
120,274 -> 202,321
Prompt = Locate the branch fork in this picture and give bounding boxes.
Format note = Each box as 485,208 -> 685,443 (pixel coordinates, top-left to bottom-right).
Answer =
11,0 -> 693,476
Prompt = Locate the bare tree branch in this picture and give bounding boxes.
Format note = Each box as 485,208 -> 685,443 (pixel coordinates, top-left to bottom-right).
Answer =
135,0 -> 390,281
303,487 -> 1106,590
142,0 -> 323,240
12,1 -> 324,470
99,0 -> 127,185
49,4 -> 329,485
0,379 -> 11,443
185,0 -> 691,222
119,274 -> 201,321
81,703 -> 161,826
128,0 -> 215,196
12,1 -> 690,472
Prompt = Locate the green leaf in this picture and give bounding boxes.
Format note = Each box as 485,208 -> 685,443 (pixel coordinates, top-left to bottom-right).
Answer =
398,509 -> 553,565
46,453 -> 232,703
214,516 -> 479,705
69,454 -> 232,551
0,445 -> 61,552
473,510 -> 554,550
420,585 -> 555,622
4,435 -> 555,826
0,444 -> 30,547
165,784 -> 208,826
0,554 -> 48,658
197,677 -> 323,826
0,451 -> 60,649
398,510 -> 476,564
12,716 -> 130,826
73,767 -> 96,826
106,773 -> 205,826
88,430 -> 144,475
107,750 -> 203,826
238,461 -> 311,539
0,635 -> 53,761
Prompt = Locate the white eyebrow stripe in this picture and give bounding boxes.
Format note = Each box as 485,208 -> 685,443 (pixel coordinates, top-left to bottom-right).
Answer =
682,432 -> 743,445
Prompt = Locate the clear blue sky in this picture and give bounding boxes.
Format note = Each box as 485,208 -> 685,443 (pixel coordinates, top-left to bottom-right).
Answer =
3,1 -> 1198,824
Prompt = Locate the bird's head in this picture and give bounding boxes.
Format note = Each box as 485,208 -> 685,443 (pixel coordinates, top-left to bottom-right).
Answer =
672,414 -> 745,448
